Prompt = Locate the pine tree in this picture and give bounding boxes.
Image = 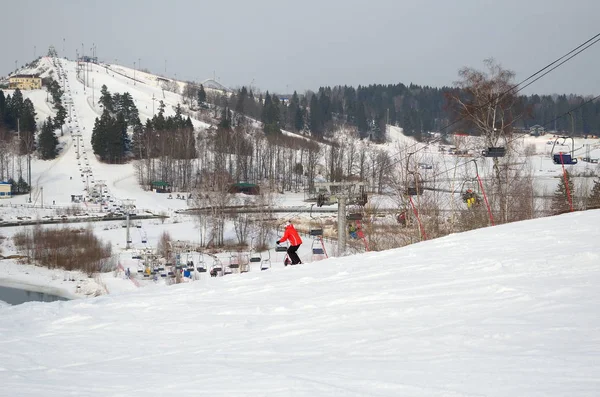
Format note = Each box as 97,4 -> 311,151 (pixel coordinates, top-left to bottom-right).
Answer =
17,176 -> 30,194
99,85 -> 114,113
197,84 -> 207,106
309,94 -> 323,137
19,99 -> 37,154
0,90 -> 6,118
589,178 -> 600,208
551,170 -> 575,213
218,106 -> 232,130
355,101 -> 369,138
91,109 -> 112,160
38,116 -> 59,160
54,104 -> 67,135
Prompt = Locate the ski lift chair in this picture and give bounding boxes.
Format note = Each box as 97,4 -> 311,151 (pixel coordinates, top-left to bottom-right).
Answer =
551,136 -> 578,165
186,261 -> 195,271
482,147 -> 506,158
346,213 -> 363,221
209,261 -> 223,277
553,153 -> 578,165
196,253 -> 207,272
239,253 -> 250,273
250,251 -> 262,264
260,250 -> 271,271
405,172 -> 424,196
311,243 -> 326,258
229,252 -> 240,272
309,226 -> 324,237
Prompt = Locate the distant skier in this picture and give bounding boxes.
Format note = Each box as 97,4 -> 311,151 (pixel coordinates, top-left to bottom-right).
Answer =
277,220 -> 303,265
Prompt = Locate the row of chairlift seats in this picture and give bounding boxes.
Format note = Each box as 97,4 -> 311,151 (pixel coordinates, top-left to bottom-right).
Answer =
484,139 -> 582,165
211,251 -> 272,276
134,261 -> 199,279
407,143 -> 580,197
133,246 -> 276,279
404,147 -> 506,197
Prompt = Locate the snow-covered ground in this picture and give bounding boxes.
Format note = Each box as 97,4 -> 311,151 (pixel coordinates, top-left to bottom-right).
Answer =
0,210 -> 598,396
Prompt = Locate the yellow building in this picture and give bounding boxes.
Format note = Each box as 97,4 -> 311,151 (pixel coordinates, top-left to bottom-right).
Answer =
8,74 -> 42,90
0,182 -> 11,199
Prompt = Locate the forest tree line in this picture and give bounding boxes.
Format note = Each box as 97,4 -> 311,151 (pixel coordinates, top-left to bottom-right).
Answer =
195,82 -> 600,140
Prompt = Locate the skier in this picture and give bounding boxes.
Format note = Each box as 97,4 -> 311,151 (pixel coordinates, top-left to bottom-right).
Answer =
348,223 -> 358,239
276,220 -> 303,265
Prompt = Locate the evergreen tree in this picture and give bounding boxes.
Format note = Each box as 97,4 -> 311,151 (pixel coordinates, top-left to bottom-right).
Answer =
355,101 -> 369,137
294,105 -> 305,132
99,84 -> 114,113
54,104 -> 67,135
197,84 -> 207,106
0,90 -> 6,119
589,178 -> 600,208
218,106 -> 232,130
309,94 -> 323,137
91,110 -> 111,160
261,92 -> 280,134
19,99 -> 37,154
17,176 -> 30,194
38,116 -> 59,160
8,178 -> 17,194
551,170 -> 575,213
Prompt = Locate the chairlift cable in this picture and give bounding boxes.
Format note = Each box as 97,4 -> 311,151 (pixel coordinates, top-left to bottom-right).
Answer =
367,32 -> 600,176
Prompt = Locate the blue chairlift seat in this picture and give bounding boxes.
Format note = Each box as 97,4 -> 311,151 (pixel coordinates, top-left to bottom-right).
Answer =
406,186 -> 423,196
553,153 -> 577,165
275,246 -> 288,252
312,248 -> 325,255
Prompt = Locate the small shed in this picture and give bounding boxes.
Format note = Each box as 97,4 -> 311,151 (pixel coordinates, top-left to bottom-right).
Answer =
150,181 -> 171,193
0,182 -> 11,198
228,183 -> 260,195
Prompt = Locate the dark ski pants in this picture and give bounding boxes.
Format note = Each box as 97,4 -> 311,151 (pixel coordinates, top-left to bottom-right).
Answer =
287,244 -> 301,264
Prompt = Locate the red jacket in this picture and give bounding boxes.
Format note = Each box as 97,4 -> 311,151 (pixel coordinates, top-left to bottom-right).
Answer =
279,224 -> 302,246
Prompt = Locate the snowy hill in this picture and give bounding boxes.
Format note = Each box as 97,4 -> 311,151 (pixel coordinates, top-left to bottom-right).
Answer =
0,210 -> 599,396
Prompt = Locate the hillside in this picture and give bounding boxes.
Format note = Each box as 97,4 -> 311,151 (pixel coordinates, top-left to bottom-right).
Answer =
0,209 -> 598,396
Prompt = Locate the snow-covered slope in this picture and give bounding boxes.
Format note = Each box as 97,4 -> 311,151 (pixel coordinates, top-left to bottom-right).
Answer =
4,56 -> 210,213
0,210 -> 598,396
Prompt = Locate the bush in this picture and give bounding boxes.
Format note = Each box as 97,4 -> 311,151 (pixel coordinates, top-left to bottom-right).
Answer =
13,225 -> 113,276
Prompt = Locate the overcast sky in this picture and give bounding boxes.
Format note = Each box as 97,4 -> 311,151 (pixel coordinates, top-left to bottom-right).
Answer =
3,0 -> 599,95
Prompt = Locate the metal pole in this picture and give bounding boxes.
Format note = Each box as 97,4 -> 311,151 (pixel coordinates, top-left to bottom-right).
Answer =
337,196 -> 347,256
569,112 -> 575,137
126,212 -> 131,250
28,152 -> 31,203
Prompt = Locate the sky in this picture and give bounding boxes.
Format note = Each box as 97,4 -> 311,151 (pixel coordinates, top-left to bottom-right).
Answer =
3,0 -> 600,95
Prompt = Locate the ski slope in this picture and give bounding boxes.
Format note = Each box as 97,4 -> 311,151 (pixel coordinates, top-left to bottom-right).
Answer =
0,210 -> 598,396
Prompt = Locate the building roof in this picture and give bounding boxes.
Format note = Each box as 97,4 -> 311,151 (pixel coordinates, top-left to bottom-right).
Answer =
10,74 -> 40,79
151,181 -> 170,187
